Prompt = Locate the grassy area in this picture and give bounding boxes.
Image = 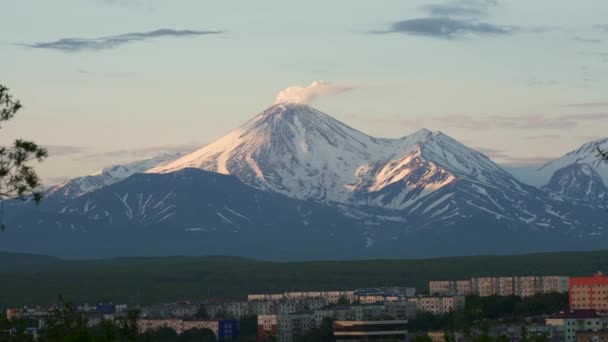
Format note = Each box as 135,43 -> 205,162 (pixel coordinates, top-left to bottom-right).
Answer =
1,249 -> 607,308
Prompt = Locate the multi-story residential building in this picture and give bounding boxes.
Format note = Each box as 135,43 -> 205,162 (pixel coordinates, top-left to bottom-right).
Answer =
430,276 -> 569,297
570,273 -> 608,311
248,290 -> 355,304
429,281 -> 451,295
333,320 -> 408,342
455,280 -> 472,295
545,309 -> 602,342
544,276 -> 570,294
517,276 -> 543,297
408,295 -> 465,315
496,277 -> 515,296
274,304 -> 405,342
472,277 -> 496,297
138,319 -> 238,340
257,314 -> 278,341
384,301 -> 418,320
224,301 -> 249,319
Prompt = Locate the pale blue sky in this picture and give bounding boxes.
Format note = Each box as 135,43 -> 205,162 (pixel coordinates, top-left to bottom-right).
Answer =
2,0 -> 607,183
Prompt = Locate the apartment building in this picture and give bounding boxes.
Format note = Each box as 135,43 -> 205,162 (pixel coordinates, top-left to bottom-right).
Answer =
248,290 -> 355,304
257,315 -> 278,341
273,303 -> 411,342
430,275 -> 569,297
570,272 -> 608,311
138,319 -> 238,340
408,295 -> 465,315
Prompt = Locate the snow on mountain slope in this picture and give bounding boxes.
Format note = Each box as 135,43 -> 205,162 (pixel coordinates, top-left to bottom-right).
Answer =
47,153 -> 183,198
542,163 -> 608,206
148,103 -> 569,229
529,138 -> 608,187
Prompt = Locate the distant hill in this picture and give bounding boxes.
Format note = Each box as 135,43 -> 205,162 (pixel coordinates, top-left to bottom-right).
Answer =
1,249 -> 608,309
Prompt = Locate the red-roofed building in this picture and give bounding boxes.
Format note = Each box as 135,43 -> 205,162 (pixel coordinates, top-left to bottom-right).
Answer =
570,272 -> 608,311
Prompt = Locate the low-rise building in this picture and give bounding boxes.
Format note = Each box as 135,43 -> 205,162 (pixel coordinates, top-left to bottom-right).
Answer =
138,319 -> 238,340
577,330 -> 608,342
332,320 -> 408,342
545,309 -> 602,342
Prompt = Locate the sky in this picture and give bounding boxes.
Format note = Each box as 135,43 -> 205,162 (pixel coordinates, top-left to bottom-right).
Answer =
1,0 -> 607,184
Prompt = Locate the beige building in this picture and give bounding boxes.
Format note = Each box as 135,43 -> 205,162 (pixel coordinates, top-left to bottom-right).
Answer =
543,276 -> 569,294
496,277 -> 515,296
409,296 -> 465,315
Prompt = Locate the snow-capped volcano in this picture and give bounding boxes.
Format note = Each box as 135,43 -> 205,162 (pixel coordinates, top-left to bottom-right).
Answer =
149,103 -> 511,209
149,103 -> 547,227
4,103 -> 608,259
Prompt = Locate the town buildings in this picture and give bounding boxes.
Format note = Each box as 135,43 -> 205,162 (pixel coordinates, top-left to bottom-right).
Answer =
408,295 -> 465,315
545,309 -> 602,342
332,320 -> 408,342
137,318 -> 238,340
430,275 -> 569,297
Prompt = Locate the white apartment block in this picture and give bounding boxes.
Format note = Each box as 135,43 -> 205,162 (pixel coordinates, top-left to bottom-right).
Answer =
429,276 -> 569,297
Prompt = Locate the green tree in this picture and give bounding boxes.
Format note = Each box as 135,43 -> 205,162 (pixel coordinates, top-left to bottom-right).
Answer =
0,85 -> 48,229
194,306 -> 210,320
178,328 -> 216,342
38,298 -> 90,341
137,327 -> 177,342
118,309 -> 140,342
295,318 -> 334,342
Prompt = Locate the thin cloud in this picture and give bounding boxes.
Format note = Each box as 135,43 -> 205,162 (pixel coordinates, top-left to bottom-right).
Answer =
44,145 -> 87,157
559,113 -> 608,120
380,17 -> 512,39
475,147 -> 556,166
524,134 -> 561,141
572,36 -> 602,44
274,81 -> 356,105
562,102 -> 608,108
432,114 -> 575,130
78,144 -> 201,162
421,0 -> 499,19
25,28 -> 223,52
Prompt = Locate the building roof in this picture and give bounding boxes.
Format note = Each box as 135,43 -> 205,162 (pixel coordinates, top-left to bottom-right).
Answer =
570,272 -> 608,286
548,309 -> 600,319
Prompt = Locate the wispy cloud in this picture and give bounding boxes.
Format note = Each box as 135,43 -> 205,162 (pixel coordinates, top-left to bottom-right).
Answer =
44,145 -> 87,157
562,102 -> 608,108
348,111 -> 607,131
77,144 -> 201,162
381,18 -> 511,38
25,28 -> 223,52
559,113 -> 608,120
432,114 -> 576,130
572,36 -> 602,44
524,134 -> 561,141
421,0 -> 499,19
274,81 -> 356,105
475,147 -> 556,166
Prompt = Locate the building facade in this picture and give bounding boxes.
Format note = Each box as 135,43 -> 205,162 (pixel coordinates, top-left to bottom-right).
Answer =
570,273 -> 608,311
